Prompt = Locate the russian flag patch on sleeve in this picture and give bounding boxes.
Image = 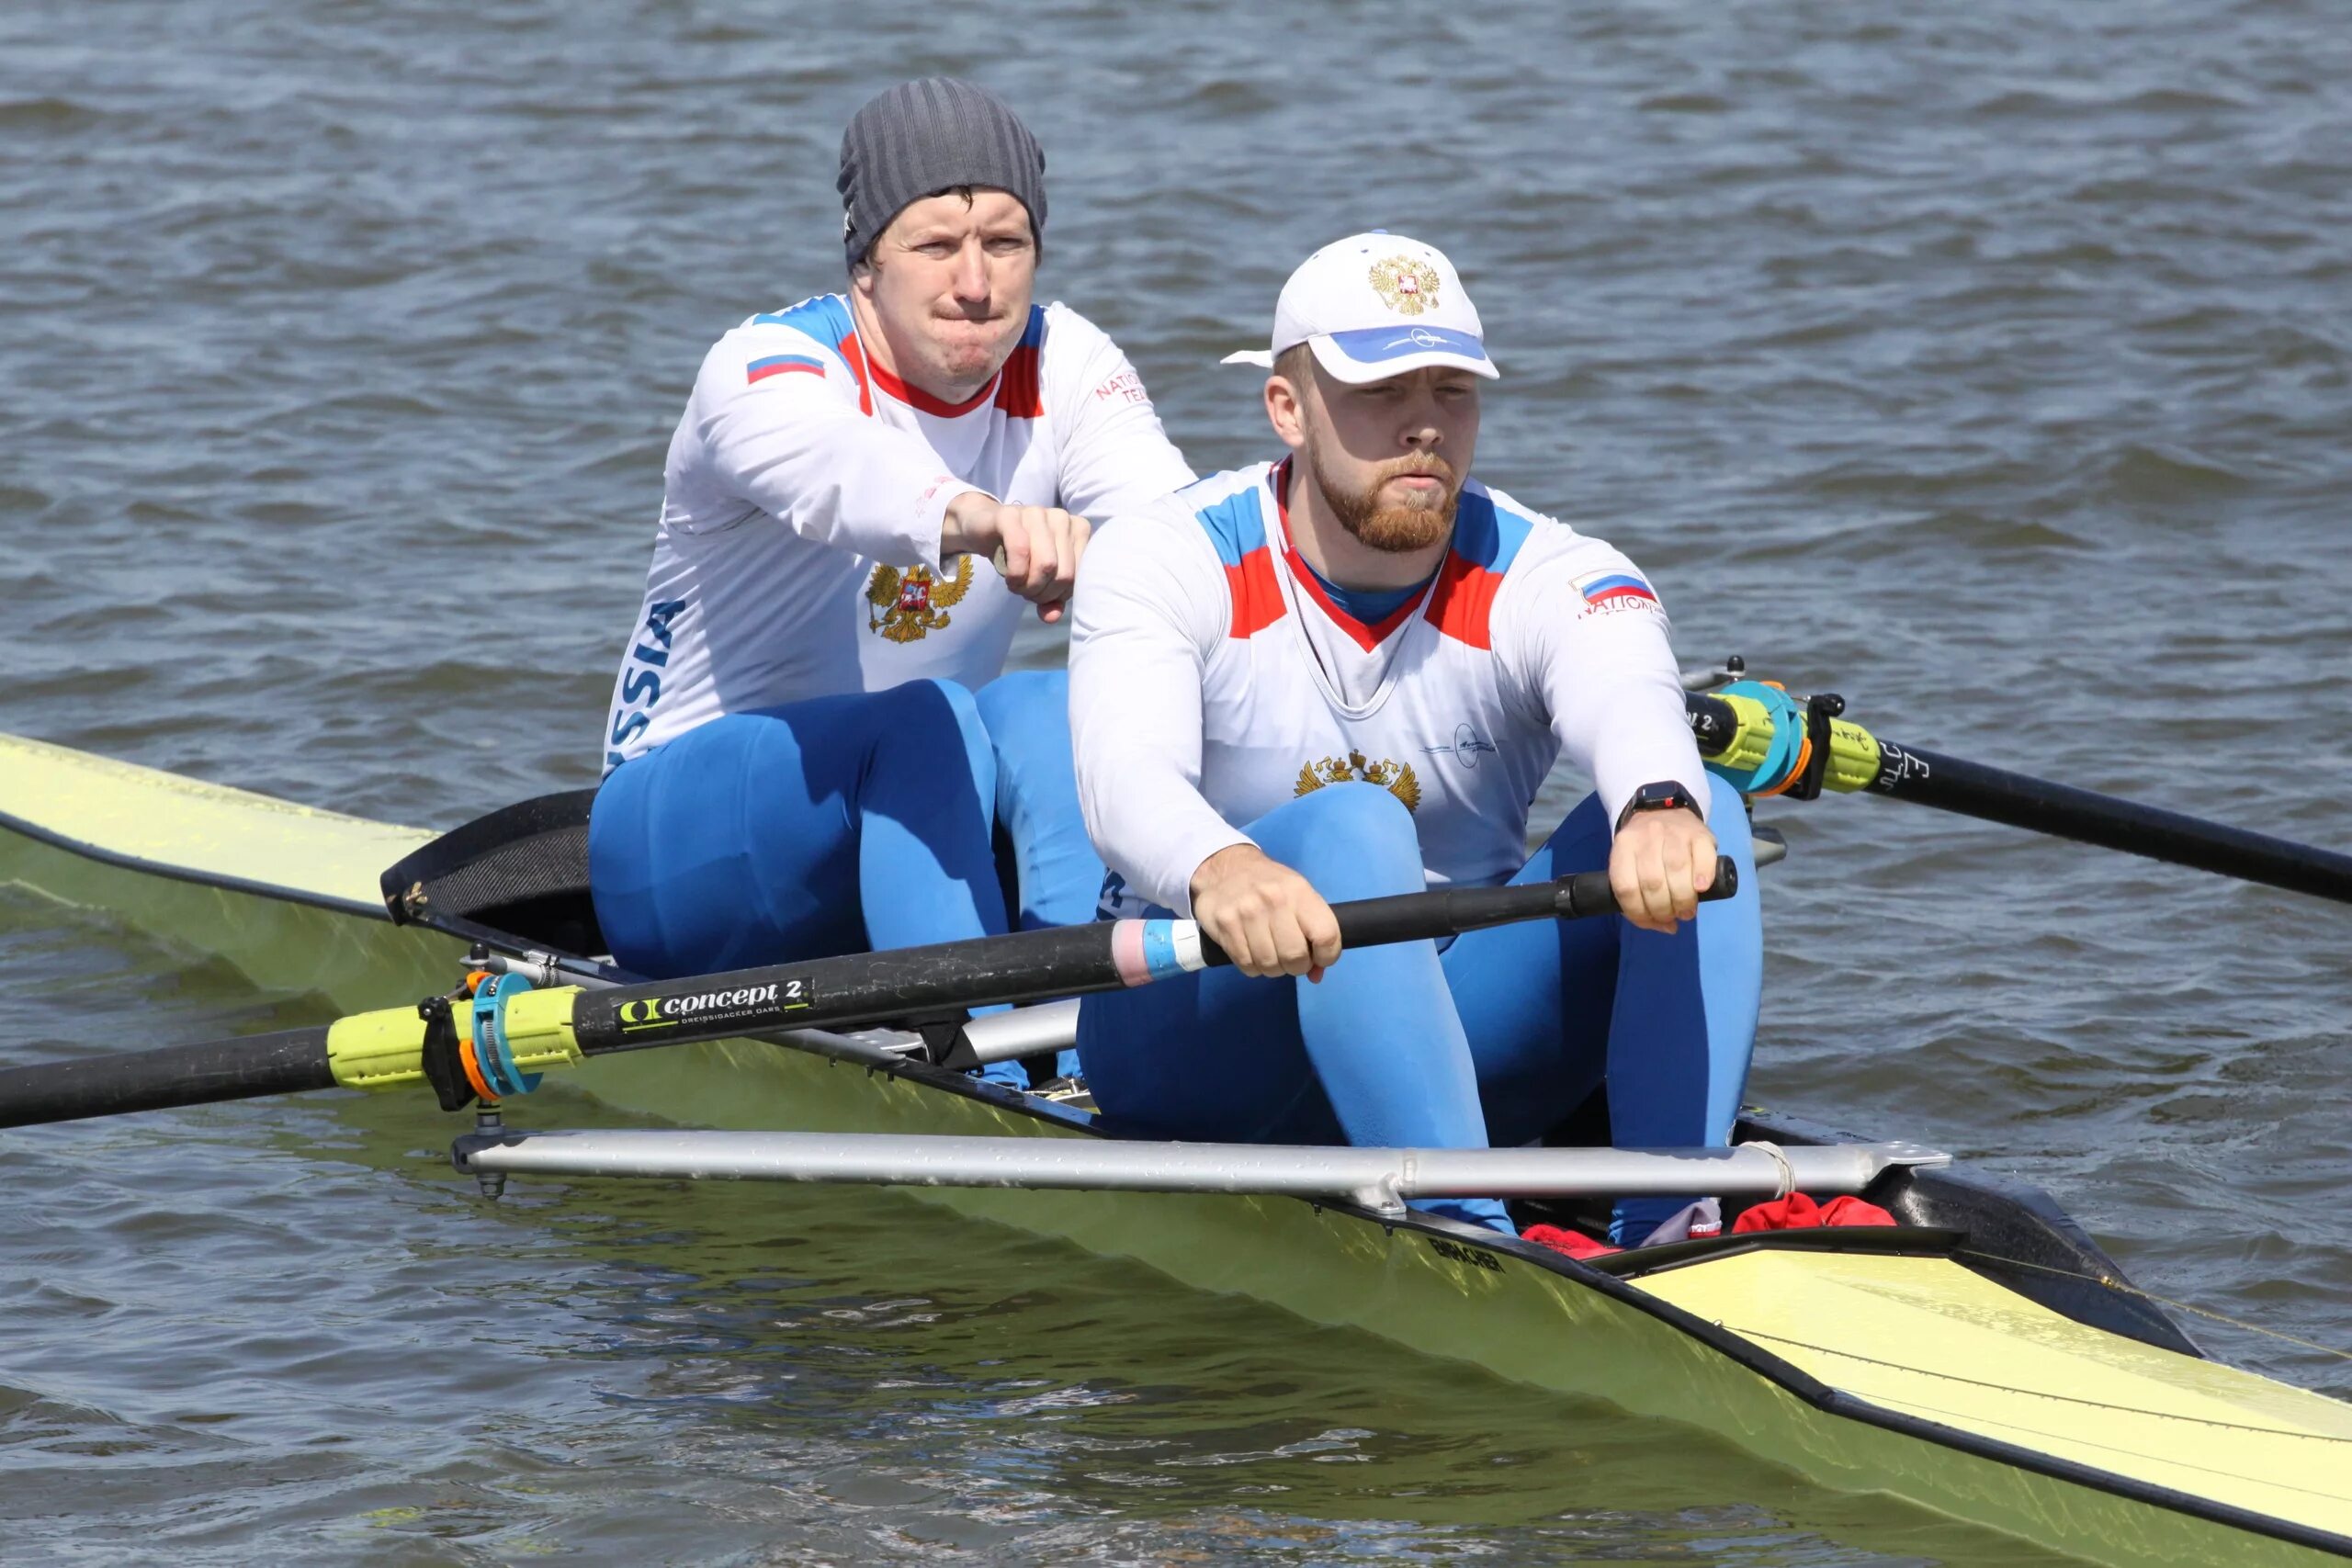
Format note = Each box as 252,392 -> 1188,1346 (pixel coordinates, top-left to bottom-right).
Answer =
1574,570 -> 1660,613
747,354 -> 826,384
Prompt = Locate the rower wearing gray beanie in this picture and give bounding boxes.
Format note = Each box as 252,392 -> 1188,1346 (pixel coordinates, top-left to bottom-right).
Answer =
591,77 -> 1193,1094
839,77 -> 1048,267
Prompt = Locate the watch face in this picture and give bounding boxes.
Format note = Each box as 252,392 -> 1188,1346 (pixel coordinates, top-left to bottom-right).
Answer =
1619,781 -> 1698,830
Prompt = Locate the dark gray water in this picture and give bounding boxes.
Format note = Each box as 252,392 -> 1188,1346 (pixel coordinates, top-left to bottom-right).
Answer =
3,1 -> 2347,1562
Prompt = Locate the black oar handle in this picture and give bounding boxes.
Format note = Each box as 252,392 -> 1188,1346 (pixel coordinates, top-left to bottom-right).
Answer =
0,1028 -> 334,1131
1199,857 -> 1741,966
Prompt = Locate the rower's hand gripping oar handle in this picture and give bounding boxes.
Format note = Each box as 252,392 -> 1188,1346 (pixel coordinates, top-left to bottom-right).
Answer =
1197,856 -> 1740,968
0,859 -> 1734,1131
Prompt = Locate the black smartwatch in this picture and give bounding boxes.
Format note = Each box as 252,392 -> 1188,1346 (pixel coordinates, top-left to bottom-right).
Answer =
1615,780 -> 1702,832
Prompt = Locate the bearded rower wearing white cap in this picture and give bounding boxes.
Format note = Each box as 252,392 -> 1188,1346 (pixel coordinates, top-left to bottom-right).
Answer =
1068,233 -> 1763,1247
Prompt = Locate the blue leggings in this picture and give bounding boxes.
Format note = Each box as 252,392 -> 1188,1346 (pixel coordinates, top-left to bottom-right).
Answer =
588,673 -> 1099,1078
975,672 -> 1107,936
976,671 -> 1104,1077
1076,776 -> 1762,1241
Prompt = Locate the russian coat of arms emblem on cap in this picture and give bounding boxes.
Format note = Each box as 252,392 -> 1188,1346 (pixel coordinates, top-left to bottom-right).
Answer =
1368,255 -> 1442,316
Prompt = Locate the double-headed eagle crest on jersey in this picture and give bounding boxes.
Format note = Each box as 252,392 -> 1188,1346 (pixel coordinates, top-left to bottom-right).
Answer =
865,555 -> 974,643
1295,749 -> 1423,812
1368,254 -> 1442,316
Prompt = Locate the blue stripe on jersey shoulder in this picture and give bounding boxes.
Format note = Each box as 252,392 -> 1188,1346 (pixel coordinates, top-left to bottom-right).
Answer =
1451,484 -> 1537,571
1182,471 -> 1271,568
1016,304 -> 1046,347
751,294 -> 854,349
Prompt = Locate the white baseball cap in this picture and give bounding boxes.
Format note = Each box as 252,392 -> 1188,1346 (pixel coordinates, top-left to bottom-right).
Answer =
1223,231 -> 1498,383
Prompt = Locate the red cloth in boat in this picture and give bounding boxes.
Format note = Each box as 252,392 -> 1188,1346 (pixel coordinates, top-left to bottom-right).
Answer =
1731,1191 -> 1896,1232
1525,1192 -> 1895,1260
1523,1224 -> 1620,1260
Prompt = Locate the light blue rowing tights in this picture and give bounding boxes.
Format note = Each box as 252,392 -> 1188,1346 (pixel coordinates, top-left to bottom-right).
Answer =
974,670 -> 1107,1083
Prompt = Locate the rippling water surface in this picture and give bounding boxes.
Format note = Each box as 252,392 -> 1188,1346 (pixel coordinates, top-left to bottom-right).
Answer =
3,1 -> 2348,1562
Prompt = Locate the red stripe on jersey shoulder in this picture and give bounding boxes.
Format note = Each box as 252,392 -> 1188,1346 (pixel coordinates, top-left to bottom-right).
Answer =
993,311 -> 1046,417
1421,487 -> 1533,649
751,299 -> 874,415
1424,551 -> 1506,649
993,344 -> 1043,417
840,332 -> 876,416
1227,547 -> 1287,638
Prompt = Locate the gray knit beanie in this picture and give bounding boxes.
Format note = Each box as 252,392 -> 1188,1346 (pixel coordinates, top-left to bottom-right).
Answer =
837,78 -> 1047,266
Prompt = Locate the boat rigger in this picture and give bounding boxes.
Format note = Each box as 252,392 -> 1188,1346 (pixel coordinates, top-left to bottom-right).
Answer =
450,1129 -> 1945,1209
0,712 -> 2348,1567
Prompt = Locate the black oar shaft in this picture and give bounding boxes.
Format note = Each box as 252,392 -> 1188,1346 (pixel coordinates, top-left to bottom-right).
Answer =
570,922 -> 1133,1053
0,1027 -> 334,1131
1871,741 -> 2352,905
567,865 -> 1732,1057
1687,688 -> 2352,907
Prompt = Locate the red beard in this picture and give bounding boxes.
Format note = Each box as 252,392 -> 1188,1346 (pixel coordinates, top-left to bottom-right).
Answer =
1306,441 -> 1461,553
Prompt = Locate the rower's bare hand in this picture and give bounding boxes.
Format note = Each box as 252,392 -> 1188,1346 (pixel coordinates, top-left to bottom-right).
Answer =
944,493 -> 1091,624
1610,807 -> 1717,935
1188,843 -> 1342,981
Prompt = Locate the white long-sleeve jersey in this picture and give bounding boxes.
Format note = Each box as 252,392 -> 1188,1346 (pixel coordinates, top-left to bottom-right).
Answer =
602,294 -> 1193,770
1069,460 -> 1712,916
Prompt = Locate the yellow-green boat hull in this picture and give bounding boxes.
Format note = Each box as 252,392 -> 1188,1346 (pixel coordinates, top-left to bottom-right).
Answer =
3,731 -> 2346,1567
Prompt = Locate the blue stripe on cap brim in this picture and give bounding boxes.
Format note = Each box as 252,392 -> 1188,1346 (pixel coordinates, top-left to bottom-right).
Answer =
1311,324 -> 1499,383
